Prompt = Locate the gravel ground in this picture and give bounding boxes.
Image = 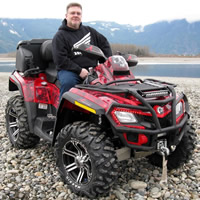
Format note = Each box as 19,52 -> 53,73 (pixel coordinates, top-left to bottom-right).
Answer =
0,72 -> 200,200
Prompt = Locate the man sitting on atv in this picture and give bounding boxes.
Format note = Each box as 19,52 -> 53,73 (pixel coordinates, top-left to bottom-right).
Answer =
52,2 -> 112,98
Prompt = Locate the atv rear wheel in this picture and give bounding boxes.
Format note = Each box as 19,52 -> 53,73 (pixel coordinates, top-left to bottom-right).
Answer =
5,95 -> 40,148
55,121 -> 118,198
148,122 -> 196,170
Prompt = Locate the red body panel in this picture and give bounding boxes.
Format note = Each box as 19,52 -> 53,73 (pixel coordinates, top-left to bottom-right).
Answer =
13,71 -> 59,108
10,52 -> 187,149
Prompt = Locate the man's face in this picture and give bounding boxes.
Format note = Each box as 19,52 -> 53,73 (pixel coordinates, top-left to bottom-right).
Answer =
66,6 -> 82,29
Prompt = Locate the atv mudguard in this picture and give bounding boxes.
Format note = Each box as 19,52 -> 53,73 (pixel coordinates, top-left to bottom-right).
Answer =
52,88 -> 106,146
8,73 -> 39,134
9,73 -> 23,94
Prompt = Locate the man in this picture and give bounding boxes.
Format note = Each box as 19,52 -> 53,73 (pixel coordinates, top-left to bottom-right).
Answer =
52,2 -> 112,98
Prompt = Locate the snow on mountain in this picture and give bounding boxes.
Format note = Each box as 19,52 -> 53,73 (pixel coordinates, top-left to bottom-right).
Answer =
9,29 -> 21,37
0,18 -> 200,55
134,26 -> 144,33
110,28 -> 120,31
1,19 -> 8,26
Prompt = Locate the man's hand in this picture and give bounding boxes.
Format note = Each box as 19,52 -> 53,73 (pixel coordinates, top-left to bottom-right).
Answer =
79,68 -> 88,79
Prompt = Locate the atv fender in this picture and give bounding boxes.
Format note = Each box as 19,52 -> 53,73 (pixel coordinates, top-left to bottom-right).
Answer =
8,73 -> 37,134
52,90 -> 106,146
9,73 -> 23,94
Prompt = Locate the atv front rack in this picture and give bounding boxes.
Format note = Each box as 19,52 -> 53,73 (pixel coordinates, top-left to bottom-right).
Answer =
75,78 -> 189,150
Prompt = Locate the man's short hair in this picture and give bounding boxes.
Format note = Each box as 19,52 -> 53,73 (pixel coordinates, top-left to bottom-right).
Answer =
66,2 -> 82,12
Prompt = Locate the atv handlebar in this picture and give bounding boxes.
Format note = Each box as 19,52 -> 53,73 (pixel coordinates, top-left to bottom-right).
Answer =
72,43 -> 138,67
72,44 -> 107,63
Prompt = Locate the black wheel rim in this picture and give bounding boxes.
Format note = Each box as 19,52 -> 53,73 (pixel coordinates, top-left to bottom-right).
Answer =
8,107 -> 19,142
62,139 -> 92,185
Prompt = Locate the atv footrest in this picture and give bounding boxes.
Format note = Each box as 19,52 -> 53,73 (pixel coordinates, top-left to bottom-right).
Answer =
34,116 -> 55,143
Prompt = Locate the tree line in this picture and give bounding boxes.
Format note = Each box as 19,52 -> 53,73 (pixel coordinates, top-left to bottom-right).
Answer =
110,43 -> 152,57
0,43 -> 152,58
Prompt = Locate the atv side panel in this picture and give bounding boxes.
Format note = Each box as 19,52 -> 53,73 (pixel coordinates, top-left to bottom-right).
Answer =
52,90 -> 106,145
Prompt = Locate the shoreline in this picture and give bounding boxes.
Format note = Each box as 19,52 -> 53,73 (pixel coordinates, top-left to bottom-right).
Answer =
0,58 -> 15,62
1,72 -> 200,80
138,57 -> 200,64
1,57 -> 200,64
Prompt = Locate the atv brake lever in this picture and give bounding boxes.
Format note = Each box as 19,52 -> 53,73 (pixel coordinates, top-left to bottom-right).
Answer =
83,76 -> 89,84
82,67 -> 96,85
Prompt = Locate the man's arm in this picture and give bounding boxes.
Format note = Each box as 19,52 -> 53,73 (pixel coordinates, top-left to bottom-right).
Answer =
90,28 -> 112,58
52,33 -> 82,75
98,34 -> 112,58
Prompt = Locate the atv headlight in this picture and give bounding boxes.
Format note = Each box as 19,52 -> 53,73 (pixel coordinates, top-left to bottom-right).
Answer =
114,111 -> 138,123
176,101 -> 183,116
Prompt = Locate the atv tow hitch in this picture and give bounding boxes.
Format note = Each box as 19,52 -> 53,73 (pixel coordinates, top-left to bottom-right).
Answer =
157,140 -> 170,186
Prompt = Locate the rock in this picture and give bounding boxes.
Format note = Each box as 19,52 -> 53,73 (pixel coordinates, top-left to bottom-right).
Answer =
172,177 -> 180,183
58,192 -> 67,198
6,170 -> 19,174
34,171 -> 44,177
196,129 -> 200,135
164,191 -> 171,198
7,183 -> 13,188
113,190 -> 126,200
128,180 -> 147,190
152,169 -> 160,176
195,170 -> 200,177
150,187 -> 162,198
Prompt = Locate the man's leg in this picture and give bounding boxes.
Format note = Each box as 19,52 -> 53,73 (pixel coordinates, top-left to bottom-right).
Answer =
58,70 -> 82,99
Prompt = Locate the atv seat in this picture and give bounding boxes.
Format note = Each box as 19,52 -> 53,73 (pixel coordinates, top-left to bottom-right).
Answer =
40,40 -> 58,84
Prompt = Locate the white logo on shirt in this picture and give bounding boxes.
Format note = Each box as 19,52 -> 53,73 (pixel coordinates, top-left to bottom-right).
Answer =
73,32 -> 91,55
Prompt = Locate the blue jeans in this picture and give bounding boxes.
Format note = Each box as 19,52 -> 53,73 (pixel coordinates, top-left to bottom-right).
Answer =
58,70 -> 82,99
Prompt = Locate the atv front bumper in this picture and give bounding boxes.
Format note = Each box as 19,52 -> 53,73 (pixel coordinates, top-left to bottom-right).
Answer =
106,87 -> 190,151
111,113 -> 189,151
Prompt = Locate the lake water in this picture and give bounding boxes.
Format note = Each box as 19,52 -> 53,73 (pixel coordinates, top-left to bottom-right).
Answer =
133,63 -> 200,78
0,62 -> 15,72
0,61 -> 200,78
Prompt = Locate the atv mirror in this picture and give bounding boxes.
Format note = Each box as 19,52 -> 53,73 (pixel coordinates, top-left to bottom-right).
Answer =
123,54 -> 138,67
72,44 -> 107,63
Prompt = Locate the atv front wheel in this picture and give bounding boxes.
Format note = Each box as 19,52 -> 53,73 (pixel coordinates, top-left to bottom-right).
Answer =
148,122 -> 196,170
5,95 -> 40,148
55,121 -> 118,198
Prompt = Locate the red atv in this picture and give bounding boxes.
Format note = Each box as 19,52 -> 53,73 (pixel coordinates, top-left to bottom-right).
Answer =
5,39 -> 196,198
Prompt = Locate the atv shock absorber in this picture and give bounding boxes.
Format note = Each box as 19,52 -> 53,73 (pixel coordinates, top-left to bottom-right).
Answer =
157,140 -> 170,185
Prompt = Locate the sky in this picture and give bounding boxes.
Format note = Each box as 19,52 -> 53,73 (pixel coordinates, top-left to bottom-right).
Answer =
0,0 -> 200,26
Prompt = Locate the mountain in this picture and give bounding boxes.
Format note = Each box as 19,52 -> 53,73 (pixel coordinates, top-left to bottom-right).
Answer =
0,18 -> 200,55
0,18 -> 61,53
